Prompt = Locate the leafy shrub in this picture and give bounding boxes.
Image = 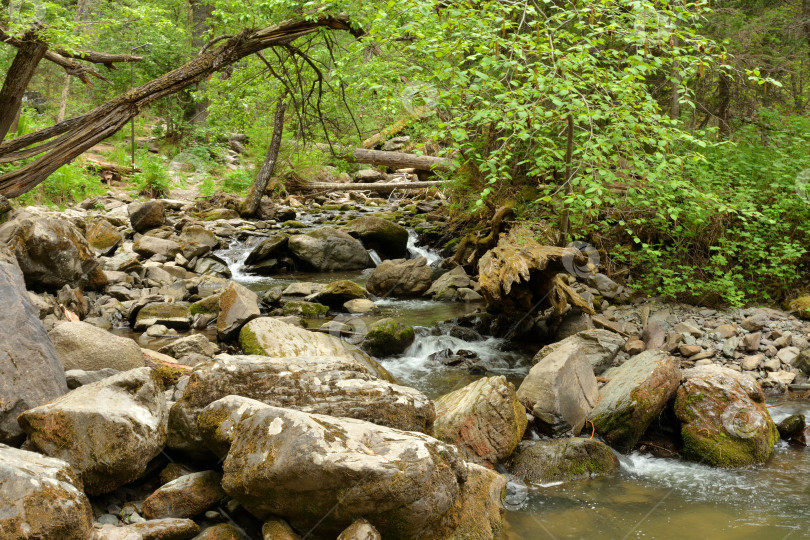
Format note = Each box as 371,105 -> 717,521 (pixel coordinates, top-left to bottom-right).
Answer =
18,163 -> 105,208
221,169 -> 252,195
131,154 -> 171,198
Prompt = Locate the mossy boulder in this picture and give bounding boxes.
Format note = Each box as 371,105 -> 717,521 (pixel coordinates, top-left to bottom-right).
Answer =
85,218 -> 122,251
361,318 -> 415,356
239,317 -> 393,381
366,257 -> 433,298
0,445 -> 93,540
190,293 -> 222,315
433,376 -> 527,467
18,367 -> 168,495
314,279 -> 366,307
194,523 -> 251,540
134,302 -> 192,331
344,216 -> 409,258
777,414 -> 806,439
197,208 -> 240,221
789,296 -> 810,320
287,227 -> 373,271
244,233 -> 290,265
281,300 -> 329,318
504,438 -> 620,484
142,471 -> 226,520
674,365 -> 779,467
588,350 -> 681,453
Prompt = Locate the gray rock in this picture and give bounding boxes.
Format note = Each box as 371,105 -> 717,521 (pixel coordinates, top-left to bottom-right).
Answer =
366,257 -> 433,298
337,518 -> 381,540
534,329 -> 625,376
344,216 -> 409,259
743,331 -> 761,352
219,404 -> 466,538
588,351 -> 681,452
134,302 -> 192,331
591,273 -> 620,299
433,376 -> 527,466
344,298 -> 379,314
0,247 -> 67,444
119,518 -> 200,539
777,346 -> 800,365
244,233 -> 289,265
426,266 -> 470,300
741,354 -> 763,371
133,235 -> 182,259
65,368 -> 121,389
0,214 -> 104,290
49,321 -> 145,371
158,334 -> 218,359
262,519 -> 300,540
170,355 -> 434,454
517,343 -> 598,436
179,225 -> 219,259
19,367 -> 168,495
505,438 -> 619,484
129,201 -> 165,233
288,227 -> 373,271
0,445 -> 92,539
741,312 -> 769,332
794,350 -> 810,375
216,281 -> 260,340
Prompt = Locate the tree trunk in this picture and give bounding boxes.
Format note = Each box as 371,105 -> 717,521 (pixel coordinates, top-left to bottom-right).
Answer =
669,36 -> 680,121
188,0 -> 214,127
57,0 -> 92,122
310,143 -> 451,172
242,93 -> 287,216
0,16 -> 361,198
558,113 -> 574,246
0,34 -> 47,144
718,71 -> 732,139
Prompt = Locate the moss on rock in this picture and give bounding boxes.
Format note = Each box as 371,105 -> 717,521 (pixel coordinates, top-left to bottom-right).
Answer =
361,318 -> 415,357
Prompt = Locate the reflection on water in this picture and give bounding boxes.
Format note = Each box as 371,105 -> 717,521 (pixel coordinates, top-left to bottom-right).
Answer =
502,398 -> 810,539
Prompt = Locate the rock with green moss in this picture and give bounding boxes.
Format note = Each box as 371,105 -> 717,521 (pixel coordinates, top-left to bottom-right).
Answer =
288,227 -> 373,271
588,350 -> 681,453
313,280 -> 366,307
422,463 -> 507,540
282,220 -> 308,228
0,445 -> 93,540
194,523 -> 251,540
190,293 -> 222,316
789,296 -> 810,320
239,317 -> 393,381
505,438 -> 620,485
133,235 -> 183,259
516,344 -> 598,437
220,405 -> 466,539
361,318 -> 415,356
18,367 -> 168,495
170,355 -> 434,454
217,281 -> 260,341
179,225 -> 219,259
262,518 -> 300,540
344,216 -> 409,258
86,218 -> 122,251
366,257 -> 433,298
142,471 -> 226,520
197,208 -> 240,221
674,365 -> 779,467
777,414 -> 805,439
134,302 -> 192,331
280,300 -> 329,318
433,376 -> 527,467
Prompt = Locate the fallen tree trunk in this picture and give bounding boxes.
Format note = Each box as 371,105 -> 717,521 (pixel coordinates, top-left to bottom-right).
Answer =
0,16 -> 361,198
83,157 -> 139,176
311,143 -> 451,172
290,180 -> 443,194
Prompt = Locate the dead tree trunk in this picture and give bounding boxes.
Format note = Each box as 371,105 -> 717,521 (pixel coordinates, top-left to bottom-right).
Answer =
0,33 -> 47,143
242,92 -> 287,216
311,143 -> 451,172
718,71 -> 732,139
0,16 -> 361,198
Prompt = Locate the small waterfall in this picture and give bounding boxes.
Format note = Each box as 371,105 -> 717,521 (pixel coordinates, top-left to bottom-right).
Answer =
407,229 -> 441,265
218,239 -> 267,283
368,249 -> 382,266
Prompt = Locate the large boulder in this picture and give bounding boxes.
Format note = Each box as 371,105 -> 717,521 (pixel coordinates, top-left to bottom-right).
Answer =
216,281 -> 260,340
588,351 -> 681,452
179,225 -> 219,259
433,376 -> 526,467
48,321 -> 145,371
0,214 -> 105,290
674,365 -> 779,467
129,200 -> 166,233
86,218 -> 122,252
516,345 -> 598,436
287,227 -> 373,271
366,257 -> 433,298
426,266 -> 471,301
239,317 -> 393,381
18,367 -> 168,495
0,247 -> 68,444
0,445 -> 93,540
313,280 -> 366,307
134,302 -> 192,331
169,355 -> 434,453
142,471 -> 226,520
344,216 -> 409,259
360,318 -> 415,356
244,233 -> 289,265
532,329 -> 625,375
132,235 -> 183,259
504,438 -> 619,484
219,403 -> 467,538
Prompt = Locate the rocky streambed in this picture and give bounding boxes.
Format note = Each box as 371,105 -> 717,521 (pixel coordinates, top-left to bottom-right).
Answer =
0,189 -> 808,539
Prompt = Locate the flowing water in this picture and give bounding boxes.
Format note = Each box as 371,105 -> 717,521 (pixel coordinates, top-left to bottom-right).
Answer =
219,233 -> 810,540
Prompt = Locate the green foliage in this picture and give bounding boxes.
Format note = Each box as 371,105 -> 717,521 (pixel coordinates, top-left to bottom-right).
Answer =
17,163 -> 105,208
221,169 -> 253,195
131,154 -> 171,198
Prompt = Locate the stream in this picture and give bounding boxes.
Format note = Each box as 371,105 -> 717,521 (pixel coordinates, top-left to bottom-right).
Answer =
218,230 -> 810,539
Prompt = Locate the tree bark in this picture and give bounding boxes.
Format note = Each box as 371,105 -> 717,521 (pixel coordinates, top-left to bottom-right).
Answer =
718,71 -> 732,139
242,92 -> 287,216
0,16 -> 362,198
311,143 -> 451,172
0,33 -> 47,144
